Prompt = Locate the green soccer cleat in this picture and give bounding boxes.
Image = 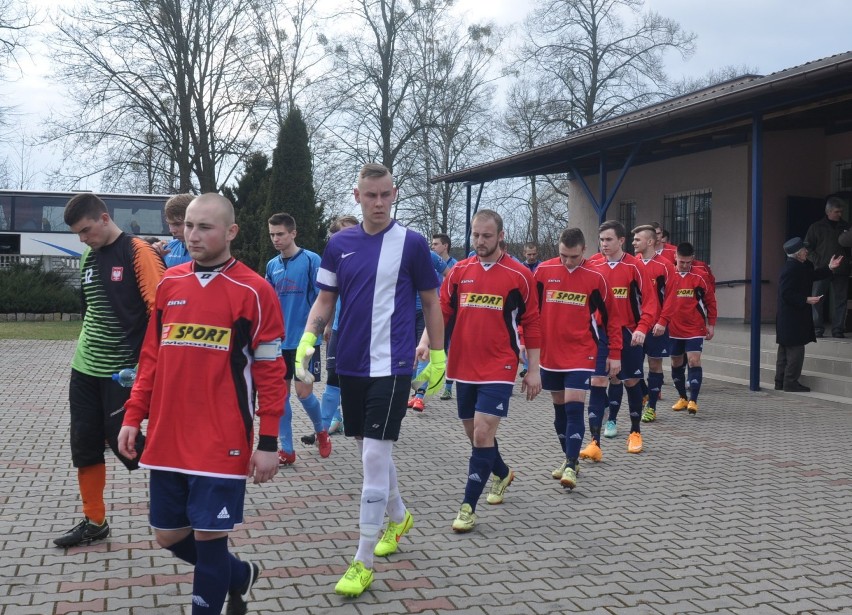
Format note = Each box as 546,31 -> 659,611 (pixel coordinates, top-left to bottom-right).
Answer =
334,560 -> 373,597
452,503 -> 476,533
486,470 -> 515,505
641,407 -> 656,423
551,459 -> 568,480
603,420 -> 618,438
560,465 -> 578,489
374,510 -> 414,557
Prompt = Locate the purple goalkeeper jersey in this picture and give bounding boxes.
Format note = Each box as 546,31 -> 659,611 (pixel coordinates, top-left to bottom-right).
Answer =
317,220 -> 440,377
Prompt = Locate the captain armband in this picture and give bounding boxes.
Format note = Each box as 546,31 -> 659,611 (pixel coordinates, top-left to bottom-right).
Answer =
255,339 -> 282,361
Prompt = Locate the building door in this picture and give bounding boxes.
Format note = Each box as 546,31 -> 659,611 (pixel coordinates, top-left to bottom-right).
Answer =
785,195 -> 825,240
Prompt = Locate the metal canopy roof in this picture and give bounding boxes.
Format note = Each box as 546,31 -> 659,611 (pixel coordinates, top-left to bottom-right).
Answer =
431,51 -> 852,185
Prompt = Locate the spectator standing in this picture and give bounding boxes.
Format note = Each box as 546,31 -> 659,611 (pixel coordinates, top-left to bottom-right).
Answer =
805,196 -> 851,338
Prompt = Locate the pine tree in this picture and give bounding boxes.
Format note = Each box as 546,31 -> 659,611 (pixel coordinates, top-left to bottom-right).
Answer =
266,108 -> 326,253
229,153 -> 273,273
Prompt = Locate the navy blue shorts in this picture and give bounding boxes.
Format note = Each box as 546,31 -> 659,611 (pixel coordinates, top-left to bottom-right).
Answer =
338,374 -> 411,440
282,347 -> 322,383
670,337 -> 704,356
594,328 -> 645,380
541,369 -> 592,392
455,382 -> 513,419
644,328 -> 671,359
149,470 -> 246,532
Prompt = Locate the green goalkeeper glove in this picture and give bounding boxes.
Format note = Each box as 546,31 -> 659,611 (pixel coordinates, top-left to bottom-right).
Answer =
295,331 -> 318,384
415,349 -> 446,395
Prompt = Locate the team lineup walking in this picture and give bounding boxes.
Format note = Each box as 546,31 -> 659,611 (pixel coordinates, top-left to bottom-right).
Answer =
54,169 -> 726,611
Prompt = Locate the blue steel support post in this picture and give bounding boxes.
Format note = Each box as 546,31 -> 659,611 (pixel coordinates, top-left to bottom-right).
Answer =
598,153 -> 608,223
464,183 -> 472,255
750,113 -> 764,391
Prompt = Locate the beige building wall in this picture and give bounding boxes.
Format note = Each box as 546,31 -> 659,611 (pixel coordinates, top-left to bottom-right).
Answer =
568,145 -> 749,319
567,129 -> 852,323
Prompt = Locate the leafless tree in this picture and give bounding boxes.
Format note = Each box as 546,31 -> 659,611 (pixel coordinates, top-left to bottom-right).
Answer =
328,0 -> 451,200
669,64 -> 760,97
402,16 -> 502,240
0,0 -> 37,133
517,0 -> 696,127
46,0 -> 272,193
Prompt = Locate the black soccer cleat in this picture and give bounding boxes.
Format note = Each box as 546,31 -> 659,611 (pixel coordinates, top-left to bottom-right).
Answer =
53,517 -> 110,548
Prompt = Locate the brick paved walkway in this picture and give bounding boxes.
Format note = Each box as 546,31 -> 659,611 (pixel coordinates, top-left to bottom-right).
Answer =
2,339 -> 851,614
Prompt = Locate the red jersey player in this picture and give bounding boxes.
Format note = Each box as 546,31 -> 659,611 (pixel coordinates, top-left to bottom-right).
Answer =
582,220 -> 658,456
631,224 -> 676,423
535,228 -> 620,490
653,241 -> 717,415
424,209 -> 542,533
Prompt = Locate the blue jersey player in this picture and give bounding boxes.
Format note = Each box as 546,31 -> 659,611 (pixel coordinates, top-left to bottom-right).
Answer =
265,213 -> 329,464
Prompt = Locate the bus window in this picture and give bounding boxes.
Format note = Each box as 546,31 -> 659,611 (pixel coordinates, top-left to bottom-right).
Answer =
111,198 -> 166,236
0,196 -> 9,231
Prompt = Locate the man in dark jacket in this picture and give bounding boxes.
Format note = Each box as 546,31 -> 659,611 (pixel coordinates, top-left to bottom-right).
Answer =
775,237 -> 843,392
804,196 -> 850,337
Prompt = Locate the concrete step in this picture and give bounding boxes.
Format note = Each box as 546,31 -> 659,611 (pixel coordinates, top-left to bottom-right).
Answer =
703,342 -> 852,377
699,370 -> 852,410
707,330 -> 852,360
701,354 -> 852,398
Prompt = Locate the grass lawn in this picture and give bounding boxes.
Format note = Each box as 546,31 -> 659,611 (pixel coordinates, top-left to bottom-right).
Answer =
0,320 -> 82,340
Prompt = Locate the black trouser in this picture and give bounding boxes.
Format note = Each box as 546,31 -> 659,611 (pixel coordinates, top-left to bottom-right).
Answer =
774,345 -> 805,386
69,369 -> 144,470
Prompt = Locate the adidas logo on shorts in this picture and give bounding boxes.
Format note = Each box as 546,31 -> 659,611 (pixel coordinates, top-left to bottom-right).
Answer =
217,507 -> 230,520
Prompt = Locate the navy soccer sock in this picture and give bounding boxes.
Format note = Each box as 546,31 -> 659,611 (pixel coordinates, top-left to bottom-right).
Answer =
588,386 -> 607,442
647,372 -> 664,410
626,383 -> 643,433
688,366 -> 703,402
672,365 -> 687,399
166,533 -> 197,565
553,403 -> 567,454
492,438 -> 509,479
463,446 -> 496,512
564,401 -> 585,461
607,382 -> 624,422
192,537 -> 231,614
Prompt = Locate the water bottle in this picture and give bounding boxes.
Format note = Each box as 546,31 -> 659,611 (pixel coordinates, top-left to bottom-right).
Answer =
112,368 -> 137,388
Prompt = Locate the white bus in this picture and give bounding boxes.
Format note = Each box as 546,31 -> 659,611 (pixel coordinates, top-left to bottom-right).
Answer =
0,190 -> 172,257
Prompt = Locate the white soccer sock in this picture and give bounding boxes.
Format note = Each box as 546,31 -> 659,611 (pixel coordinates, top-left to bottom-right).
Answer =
353,438 -> 393,568
385,456 -> 406,524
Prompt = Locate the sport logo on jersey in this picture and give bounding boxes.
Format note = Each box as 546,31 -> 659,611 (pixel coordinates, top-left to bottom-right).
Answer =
546,290 -> 587,306
460,293 -> 504,309
161,323 -> 232,351
676,288 -> 695,297
612,287 -> 628,298
111,267 -> 124,282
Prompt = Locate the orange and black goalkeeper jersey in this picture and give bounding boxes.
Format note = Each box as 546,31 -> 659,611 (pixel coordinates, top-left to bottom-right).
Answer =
535,258 -> 622,368
441,253 -> 542,384
71,234 -> 165,377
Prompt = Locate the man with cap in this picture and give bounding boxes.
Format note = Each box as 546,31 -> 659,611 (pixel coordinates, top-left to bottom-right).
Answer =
775,237 -> 843,392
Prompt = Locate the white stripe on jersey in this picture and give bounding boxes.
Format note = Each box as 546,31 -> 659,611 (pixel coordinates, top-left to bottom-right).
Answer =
370,224 -> 406,376
317,267 -> 337,288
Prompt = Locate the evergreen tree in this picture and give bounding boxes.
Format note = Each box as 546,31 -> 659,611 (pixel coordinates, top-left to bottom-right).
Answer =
229,152 -> 273,273
266,107 -> 326,253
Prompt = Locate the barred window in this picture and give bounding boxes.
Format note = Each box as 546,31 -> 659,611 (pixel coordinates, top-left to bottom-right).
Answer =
832,159 -> 852,192
663,189 -> 712,263
619,200 -> 636,254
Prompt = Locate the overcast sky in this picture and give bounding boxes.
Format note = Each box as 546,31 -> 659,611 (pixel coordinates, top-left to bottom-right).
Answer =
2,0 -> 851,189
